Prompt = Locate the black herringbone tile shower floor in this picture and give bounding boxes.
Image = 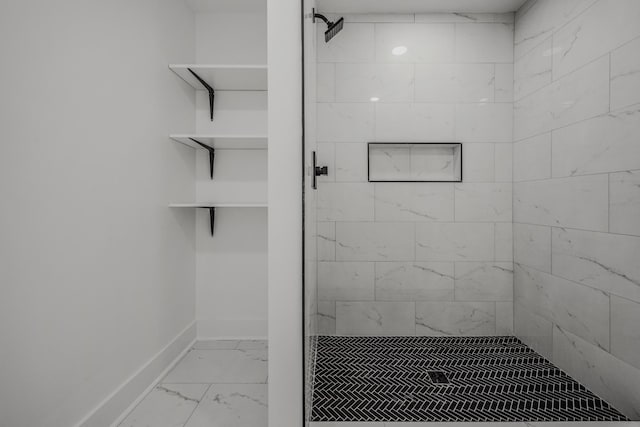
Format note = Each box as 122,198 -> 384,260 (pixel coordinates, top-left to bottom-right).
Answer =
310,335 -> 628,423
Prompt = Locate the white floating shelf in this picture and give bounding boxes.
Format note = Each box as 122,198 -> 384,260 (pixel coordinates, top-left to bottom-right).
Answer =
170,203 -> 267,236
169,203 -> 267,208
170,134 -> 267,150
169,64 -> 268,91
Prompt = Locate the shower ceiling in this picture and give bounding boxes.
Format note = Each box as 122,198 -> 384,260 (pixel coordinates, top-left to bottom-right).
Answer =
317,0 -> 528,14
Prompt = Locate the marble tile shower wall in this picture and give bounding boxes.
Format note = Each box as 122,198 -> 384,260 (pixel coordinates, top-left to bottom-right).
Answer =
512,0 -> 640,418
315,13 -> 515,337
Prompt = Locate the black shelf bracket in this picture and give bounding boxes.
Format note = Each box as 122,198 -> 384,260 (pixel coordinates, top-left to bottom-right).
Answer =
188,68 -> 215,121
204,207 -> 216,236
189,138 -> 215,180
196,206 -> 216,236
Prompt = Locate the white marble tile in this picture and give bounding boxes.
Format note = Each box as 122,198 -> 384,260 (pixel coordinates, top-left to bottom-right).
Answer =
119,384 -> 209,427
494,143 -> 512,183
514,263 -> 610,351
454,262 -> 513,302
375,103 -> 455,141
336,301 -> 415,335
335,143 -> 368,182
409,144 -> 462,181
495,223 -> 513,262
611,37 -> 640,111
317,222 -> 336,261
375,23 -> 454,63
336,222 -> 415,261
416,301 -> 496,336
610,170 -> 640,237
414,64 -> 495,103
318,23 -> 374,63
513,223 -> 551,273
513,133 -> 551,181
415,13 -> 514,24
316,142 -> 335,182
513,174 -> 609,231
552,227 -> 640,303
368,145 -> 411,180
162,349 -> 267,383
317,63 -> 335,102
552,105 -> 640,178
342,14 -> 414,23
375,262 -> 455,301
461,143 -> 494,183
514,56 -> 610,141
335,63 -> 414,102
553,326 -> 640,420
552,0 -> 640,79
184,384 -> 267,427
317,103 -> 374,142
514,0 -> 598,59
416,223 -> 494,262
193,340 -> 239,350
317,301 -> 336,335
454,183 -> 512,222
514,36 -> 552,101
455,23 -> 514,63
236,340 -> 267,350
514,302 -> 553,360
317,183 -> 374,221
455,103 -> 513,143
495,64 -> 514,102
611,295 -> 640,370
318,262 -> 375,301
496,301 -> 514,335
374,183 -> 454,222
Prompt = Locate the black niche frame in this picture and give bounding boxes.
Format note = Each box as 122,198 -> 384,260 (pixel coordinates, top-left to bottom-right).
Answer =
367,142 -> 463,183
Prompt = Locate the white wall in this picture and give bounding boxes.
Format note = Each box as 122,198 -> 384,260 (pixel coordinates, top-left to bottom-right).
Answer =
315,13 -> 514,336
0,1 -> 196,426
513,0 -> 640,418
192,11 -> 268,338
267,0 -> 304,425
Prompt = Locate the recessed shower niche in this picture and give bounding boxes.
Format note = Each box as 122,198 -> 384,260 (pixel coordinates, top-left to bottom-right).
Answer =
368,142 -> 463,182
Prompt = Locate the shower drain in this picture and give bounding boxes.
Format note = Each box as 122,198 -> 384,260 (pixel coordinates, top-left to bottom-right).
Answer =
427,370 -> 450,384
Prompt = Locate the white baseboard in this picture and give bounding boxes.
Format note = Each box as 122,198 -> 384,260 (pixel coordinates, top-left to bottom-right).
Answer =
73,321 -> 197,427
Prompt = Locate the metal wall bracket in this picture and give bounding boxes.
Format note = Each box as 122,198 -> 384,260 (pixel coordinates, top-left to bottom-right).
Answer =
203,207 -> 215,236
188,68 -> 215,121
189,138 -> 215,179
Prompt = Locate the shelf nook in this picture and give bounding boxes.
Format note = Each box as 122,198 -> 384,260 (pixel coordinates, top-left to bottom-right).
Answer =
368,143 -> 463,183
169,203 -> 268,236
169,64 -> 268,122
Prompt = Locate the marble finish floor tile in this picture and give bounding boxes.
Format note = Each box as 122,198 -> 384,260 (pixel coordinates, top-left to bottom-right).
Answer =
184,384 -> 267,427
119,340 -> 268,427
119,384 -> 209,427
162,349 -> 268,384
311,336 -> 627,423
192,340 -> 240,350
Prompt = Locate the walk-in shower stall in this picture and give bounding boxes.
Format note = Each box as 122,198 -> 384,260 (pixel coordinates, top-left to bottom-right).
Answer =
302,0 -> 640,424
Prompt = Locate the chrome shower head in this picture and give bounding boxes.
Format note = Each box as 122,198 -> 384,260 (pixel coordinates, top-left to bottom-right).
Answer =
313,9 -> 344,43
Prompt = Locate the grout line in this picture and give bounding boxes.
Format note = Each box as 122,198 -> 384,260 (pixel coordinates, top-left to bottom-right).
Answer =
512,219 -> 640,239
181,383 -> 213,427
608,52 -> 612,113
608,172 -> 612,233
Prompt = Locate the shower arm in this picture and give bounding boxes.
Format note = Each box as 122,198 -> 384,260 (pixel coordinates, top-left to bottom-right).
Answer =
312,12 -> 331,26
